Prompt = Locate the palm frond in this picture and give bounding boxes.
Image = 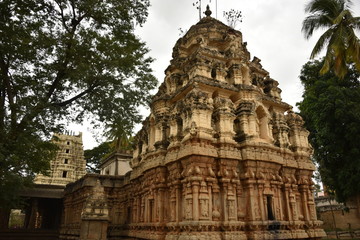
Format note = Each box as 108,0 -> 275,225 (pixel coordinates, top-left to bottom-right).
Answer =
310,28 -> 334,58
319,25 -> 342,75
305,0 -> 344,19
333,9 -> 350,24
304,0 -> 358,77
320,49 -> 332,74
302,14 -> 333,39
333,48 -> 347,78
351,17 -> 360,30
345,27 -> 360,64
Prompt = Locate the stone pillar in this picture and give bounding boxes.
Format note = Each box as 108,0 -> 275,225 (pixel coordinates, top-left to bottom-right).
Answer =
239,114 -> 249,136
213,97 -> 236,144
236,182 -> 245,220
283,184 -> 292,221
140,198 -> 145,222
28,198 -> 39,229
308,201 -> 317,221
227,184 -> 237,221
299,185 -> 310,221
133,197 -> 138,223
192,180 -> 200,221
289,192 -> 298,221
258,184 -> 265,220
220,179 -> 229,222
158,187 -> 165,222
227,64 -> 240,84
207,180 -> 214,220
244,180 -> 256,220
80,180 -> 109,240
248,115 -> 258,137
235,102 -> 254,141
154,123 -> 162,144
183,181 -> 193,220
170,187 -> 176,222
199,181 -> 210,220
216,67 -> 227,82
212,183 -> 221,221
154,189 -> 158,222
276,184 -> 284,220
175,183 -> 181,223
168,117 -> 178,148
0,208 -> 10,229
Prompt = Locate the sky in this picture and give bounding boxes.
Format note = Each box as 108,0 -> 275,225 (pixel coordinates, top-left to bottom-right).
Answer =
77,0 -> 360,149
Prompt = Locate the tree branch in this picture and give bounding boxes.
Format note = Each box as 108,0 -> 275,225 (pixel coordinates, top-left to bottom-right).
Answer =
46,0 -> 84,101
53,83 -> 99,107
70,0 -> 77,26
54,0 -> 70,32
86,163 -> 100,173
15,2 -> 86,138
45,27 -> 77,101
0,56 -> 16,130
0,76 -> 6,134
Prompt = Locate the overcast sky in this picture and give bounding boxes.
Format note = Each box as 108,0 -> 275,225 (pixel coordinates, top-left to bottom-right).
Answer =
78,0 -> 360,149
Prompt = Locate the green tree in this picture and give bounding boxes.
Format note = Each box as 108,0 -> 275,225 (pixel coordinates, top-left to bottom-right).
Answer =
85,119 -> 134,173
0,0 -> 157,208
302,0 -> 360,78
297,59 -> 360,202
84,142 -> 112,173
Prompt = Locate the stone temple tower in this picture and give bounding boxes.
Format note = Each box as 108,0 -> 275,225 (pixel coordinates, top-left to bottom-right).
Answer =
35,132 -> 86,186
124,9 -> 326,240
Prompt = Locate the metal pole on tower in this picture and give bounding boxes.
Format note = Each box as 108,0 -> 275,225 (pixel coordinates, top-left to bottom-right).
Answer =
216,0 -> 217,19
199,0 -> 202,20
209,0 -> 218,19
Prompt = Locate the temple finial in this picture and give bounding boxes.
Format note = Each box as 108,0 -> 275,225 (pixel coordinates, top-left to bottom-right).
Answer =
205,5 -> 212,17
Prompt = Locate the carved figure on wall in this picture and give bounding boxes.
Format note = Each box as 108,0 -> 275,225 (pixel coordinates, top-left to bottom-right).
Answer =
228,200 -> 235,219
200,199 -> 209,217
186,199 -> 193,220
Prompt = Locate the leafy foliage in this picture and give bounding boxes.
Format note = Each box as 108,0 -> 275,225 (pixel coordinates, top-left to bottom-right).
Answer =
302,0 -> 360,78
85,119 -> 134,173
297,60 -> 360,202
0,0 -> 157,208
84,142 -> 112,173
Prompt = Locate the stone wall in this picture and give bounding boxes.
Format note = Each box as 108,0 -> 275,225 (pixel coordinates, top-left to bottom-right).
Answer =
316,196 -> 360,231
60,174 -> 129,240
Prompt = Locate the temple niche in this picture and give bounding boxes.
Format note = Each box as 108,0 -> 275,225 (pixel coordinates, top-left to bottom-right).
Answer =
59,7 -> 326,240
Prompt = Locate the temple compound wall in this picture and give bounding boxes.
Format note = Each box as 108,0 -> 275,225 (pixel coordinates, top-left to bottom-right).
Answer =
316,195 -> 360,231
60,11 -> 326,240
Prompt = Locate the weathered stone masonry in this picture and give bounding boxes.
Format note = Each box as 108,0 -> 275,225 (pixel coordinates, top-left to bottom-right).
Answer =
60,12 -> 326,240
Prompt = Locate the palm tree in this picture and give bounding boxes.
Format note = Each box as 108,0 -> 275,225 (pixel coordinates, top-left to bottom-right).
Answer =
105,118 -> 133,152
302,0 -> 360,78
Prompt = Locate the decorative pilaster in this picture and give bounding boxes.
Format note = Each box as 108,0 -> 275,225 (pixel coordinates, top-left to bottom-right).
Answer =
199,181 -> 210,220
213,97 -> 236,144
